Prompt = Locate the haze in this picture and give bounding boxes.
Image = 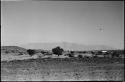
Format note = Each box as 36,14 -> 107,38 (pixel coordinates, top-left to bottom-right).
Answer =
1,1 -> 124,49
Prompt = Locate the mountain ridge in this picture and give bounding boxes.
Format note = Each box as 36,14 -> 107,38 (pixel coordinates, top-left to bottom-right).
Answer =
19,42 -> 116,51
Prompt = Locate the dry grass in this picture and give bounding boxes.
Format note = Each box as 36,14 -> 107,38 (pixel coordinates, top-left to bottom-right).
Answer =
1,57 -> 124,81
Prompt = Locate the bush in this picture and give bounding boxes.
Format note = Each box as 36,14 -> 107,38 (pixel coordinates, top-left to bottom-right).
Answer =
84,55 -> 90,58
41,51 -> 46,54
112,52 -> 120,58
93,55 -> 98,58
18,52 -> 23,55
78,55 -> 83,58
52,46 -> 64,56
5,51 -> 9,54
27,49 -> 36,56
68,53 -> 74,57
70,51 -> 74,54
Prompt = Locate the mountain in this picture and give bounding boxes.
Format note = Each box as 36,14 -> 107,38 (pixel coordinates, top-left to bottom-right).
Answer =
20,42 -> 116,51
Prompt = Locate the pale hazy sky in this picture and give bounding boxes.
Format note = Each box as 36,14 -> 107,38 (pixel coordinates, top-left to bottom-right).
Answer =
1,1 -> 124,49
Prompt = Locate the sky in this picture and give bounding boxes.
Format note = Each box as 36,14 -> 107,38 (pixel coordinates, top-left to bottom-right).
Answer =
1,1 -> 124,49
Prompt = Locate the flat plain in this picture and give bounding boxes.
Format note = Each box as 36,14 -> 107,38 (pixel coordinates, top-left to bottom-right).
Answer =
1,57 -> 124,81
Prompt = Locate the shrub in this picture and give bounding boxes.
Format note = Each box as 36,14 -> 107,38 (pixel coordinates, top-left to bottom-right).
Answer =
93,55 -> 98,58
83,51 -> 87,54
112,51 -> 120,58
41,51 -> 46,54
78,55 -> 83,58
84,55 -> 90,58
68,53 -> 74,57
70,51 -> 74,54
18,52 -> 23,55
5,51 -> 9,54
11,50 -> 15,53
27,49 -> 36,56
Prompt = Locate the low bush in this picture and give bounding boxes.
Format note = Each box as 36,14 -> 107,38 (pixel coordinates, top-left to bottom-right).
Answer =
78,55 -> 83,58
68,53 -> 74,57
18,52 -> 23,55
84,56 -> 90,58
27,49 -> 36,56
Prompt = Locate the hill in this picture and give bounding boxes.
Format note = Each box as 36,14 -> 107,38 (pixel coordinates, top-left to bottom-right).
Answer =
1,46 -> 27,54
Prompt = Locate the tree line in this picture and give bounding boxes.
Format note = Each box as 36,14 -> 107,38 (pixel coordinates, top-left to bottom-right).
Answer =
27,46 -> 124,58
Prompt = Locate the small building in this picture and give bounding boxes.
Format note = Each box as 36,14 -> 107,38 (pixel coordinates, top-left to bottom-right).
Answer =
102,50 -> 107,53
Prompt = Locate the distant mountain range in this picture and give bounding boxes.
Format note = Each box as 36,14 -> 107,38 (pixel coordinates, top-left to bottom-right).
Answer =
19,42 -> 116,51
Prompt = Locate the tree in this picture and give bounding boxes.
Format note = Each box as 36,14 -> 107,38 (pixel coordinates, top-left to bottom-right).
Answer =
27,49 -> 36,56
52,46 -> 64,56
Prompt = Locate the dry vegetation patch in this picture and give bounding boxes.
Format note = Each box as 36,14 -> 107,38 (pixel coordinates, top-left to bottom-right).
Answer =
1,57 -> 124,81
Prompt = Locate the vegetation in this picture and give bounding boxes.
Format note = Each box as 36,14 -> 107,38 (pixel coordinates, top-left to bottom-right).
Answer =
27,49 -> 36,56
78,55 -> 83,58
52,46 -> 64,56
1,57 -> 124,81
112,51 -> 120,58
68,53 -> 74,57
18,52 -> 23,55
41,51 -> 47,54
5,51 -> 9,54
